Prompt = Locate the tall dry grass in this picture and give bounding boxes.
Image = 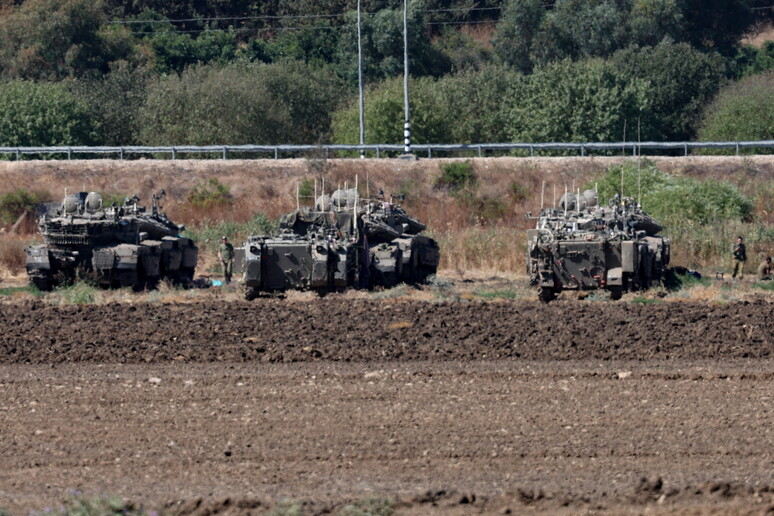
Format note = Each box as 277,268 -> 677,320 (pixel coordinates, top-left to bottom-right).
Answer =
0,157 -> 770,279
0,234 -> 34,280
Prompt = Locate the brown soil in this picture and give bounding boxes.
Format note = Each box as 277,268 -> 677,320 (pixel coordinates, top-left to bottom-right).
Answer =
2,298 -> 774,515
1,298 -> 773,364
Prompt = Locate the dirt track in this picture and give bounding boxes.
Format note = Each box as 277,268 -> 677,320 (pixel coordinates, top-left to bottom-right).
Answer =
2,299 -> 774,515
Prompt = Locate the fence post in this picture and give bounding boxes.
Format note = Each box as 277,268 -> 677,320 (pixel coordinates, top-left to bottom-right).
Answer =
376,147 -> 380,158
427,148 -> 432,158
684,144 -> 688,156
530,144 -> 534,157
16,149 -> 20,160
222,147 -> 227,159
735,143 -> 740,156
581,145 -> 585,157
274,148 -> 278,159
171,148 -> 177,160
120,148 -> 124,160
477,145 -> 482,157
67,148 -> 72,160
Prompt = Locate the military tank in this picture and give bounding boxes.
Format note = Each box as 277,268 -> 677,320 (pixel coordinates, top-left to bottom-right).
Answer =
237,188 -> 440,299
527,190 -> 670,302
25,190 -> 197,291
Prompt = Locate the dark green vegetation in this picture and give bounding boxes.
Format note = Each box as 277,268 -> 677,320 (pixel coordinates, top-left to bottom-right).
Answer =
0,188 -> 50,224
590,159 -> 772,269
0,0 -> 772,149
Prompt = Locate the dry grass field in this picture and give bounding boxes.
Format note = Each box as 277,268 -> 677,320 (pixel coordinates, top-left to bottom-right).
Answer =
1,155 -> 772,282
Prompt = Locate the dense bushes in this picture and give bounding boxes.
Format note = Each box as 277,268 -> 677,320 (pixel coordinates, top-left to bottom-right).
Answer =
0,81 -> 95,146
594,160 -> 754,226
0,0 -> 770,148
332,76 -> 452,145
138,62 -> 345,145
697,71 -> 774,150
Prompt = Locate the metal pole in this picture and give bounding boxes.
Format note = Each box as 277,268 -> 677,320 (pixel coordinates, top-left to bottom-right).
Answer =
358,0 -> 366,159
403,0 -> 411,155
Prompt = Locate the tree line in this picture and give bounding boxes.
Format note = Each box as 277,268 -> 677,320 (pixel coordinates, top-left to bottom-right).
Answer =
0,0 -> 772,149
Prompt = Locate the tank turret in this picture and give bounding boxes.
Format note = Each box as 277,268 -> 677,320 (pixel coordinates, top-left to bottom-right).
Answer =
25,190 -> 197,290
527,192 -> 670,302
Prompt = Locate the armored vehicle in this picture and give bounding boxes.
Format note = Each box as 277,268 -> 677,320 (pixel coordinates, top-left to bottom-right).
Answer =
237,188 -> 440,299
25,190 -> 197,291
527,190 -> 670,302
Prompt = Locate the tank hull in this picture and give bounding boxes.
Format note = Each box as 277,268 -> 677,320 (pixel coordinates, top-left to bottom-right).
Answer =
25,191 -> 197,291
238,190 -> 440,298
528,194 -> 670,301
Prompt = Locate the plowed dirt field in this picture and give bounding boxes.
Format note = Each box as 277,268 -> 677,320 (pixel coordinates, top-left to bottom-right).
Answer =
2,298 -> 774,515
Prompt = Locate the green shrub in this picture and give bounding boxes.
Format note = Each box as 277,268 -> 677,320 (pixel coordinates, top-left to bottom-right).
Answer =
98,192 -> 129,209
0,285 -> 42,297
332,76 -> 452,148
187,179 -> 232,209
54,282 -> 98,305
593,160 -> 753,226
0,189 -> 50,225
184,214 -> 275,254
0,81 -> 95,147
298,177 -> 315,200
506,59 -> 649,146
139,61 -> 344,146
509,182 -> 529,203
697,71 -> 774,153
435,161 -> 476,192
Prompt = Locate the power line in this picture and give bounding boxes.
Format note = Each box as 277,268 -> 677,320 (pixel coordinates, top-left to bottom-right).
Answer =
109,6 -> 503,27
110,13 -> 345,25
124,18 -> 497,36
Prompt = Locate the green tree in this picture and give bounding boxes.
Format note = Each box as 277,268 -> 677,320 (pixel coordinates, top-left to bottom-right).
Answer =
334,0 -> 452,85
506,59 -> 650,143
139,61 -> 345,145
69,66 -> 155,145
0,0 -> 145,80
332,76 -> 452,145
628,0 -> 683,47
697,71 -> 774,152
438,65 -> 522,143
733,41 -> 774,78
611,43 -> 727,141
493,0 -> 545,72
0,80 -> 96,146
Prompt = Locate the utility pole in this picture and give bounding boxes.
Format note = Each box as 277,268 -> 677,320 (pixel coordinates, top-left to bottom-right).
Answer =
403,0 -> 411,156
357,0 -> 365,159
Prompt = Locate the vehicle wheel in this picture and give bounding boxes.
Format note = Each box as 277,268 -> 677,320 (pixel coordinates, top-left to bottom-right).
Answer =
538,287 -> 555,303
609,286 -> 623,300
244,287 -> 259,301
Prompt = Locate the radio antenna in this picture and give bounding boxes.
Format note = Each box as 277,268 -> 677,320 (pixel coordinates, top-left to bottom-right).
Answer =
637,117 -> 642,207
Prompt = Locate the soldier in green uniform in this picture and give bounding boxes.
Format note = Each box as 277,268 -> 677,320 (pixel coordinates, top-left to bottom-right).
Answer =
732,236 -> 747,279
218,236 -> 234,284
758,256 -> 772,281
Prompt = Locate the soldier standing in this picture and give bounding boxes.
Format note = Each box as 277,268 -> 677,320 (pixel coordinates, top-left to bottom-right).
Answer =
218,236 -> 234,284
732,236 -> 747,279
758,256 -> 772,281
